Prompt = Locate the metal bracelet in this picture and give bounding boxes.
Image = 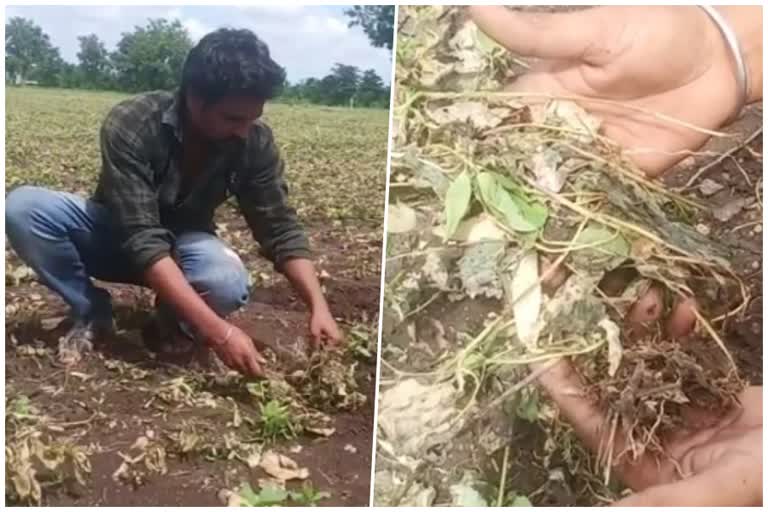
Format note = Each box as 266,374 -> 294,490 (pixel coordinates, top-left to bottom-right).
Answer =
700,5 -> 749,119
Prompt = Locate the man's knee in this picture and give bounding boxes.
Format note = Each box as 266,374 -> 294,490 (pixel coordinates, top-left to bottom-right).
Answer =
178,234 -> 249,315
192,264 -> 249,315
6,185 -> 45,239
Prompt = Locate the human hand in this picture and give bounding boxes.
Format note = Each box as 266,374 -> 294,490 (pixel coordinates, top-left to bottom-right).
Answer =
535,357 -> 762,506
469,6 -> 757,176
206,322 -> 266,377
309,306 -> 343,349
534,259 -> 759,506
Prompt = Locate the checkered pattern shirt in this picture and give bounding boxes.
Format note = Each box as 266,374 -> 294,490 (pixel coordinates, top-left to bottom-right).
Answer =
92,90 -> 310,272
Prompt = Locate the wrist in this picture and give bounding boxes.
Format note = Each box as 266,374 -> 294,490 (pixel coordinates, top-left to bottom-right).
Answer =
199,318 -> 231,347
309,297 -> 330,315
716,6 -> 763,104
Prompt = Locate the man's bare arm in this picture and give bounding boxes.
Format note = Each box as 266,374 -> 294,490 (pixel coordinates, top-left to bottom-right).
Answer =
144,256 -> 265,376
281,258 -> 327,313
143,256 -> 229,341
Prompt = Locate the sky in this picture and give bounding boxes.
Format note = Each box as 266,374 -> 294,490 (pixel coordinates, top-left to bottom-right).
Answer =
5,4 -> 392,83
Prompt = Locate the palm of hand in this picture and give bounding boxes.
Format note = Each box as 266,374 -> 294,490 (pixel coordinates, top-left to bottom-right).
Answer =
616,386 -> 762,506
473,6 -> 741,175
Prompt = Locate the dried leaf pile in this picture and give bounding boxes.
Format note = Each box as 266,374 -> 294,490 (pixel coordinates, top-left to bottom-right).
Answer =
377,6 -> 747,505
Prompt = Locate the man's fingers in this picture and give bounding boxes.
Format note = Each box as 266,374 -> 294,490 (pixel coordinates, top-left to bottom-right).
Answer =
665,297 -> 697,338
626,284 -> 665,325
244,355 -> 264,378
468,6 -> 604,61
253,348 -> 267,365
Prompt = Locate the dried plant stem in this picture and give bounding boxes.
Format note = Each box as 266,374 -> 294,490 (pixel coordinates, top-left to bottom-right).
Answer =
417,90 -> 730,138
528,177 -> 717,267
692,308 -> 738,375
487,337 -> 606,367
497,446 -> 510,507
682,127 -> 762,189
402,291 -> 443,321
603,413 -> 619,486
553,139 -> 701,209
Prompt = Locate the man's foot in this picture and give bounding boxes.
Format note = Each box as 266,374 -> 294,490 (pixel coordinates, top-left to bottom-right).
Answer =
58,321 -> 112,365
141,315 -> 196,355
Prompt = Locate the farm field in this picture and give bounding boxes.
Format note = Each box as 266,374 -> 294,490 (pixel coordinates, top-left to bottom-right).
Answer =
5,87 -> 388,506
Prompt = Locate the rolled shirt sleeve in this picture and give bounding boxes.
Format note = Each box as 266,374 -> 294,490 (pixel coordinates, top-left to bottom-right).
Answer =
237,123 -> 311,270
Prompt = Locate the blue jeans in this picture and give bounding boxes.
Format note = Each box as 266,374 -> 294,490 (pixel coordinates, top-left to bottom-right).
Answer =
6,186 -> 249,329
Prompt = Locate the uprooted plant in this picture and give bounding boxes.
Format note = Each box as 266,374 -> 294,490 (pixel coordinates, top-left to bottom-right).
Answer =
377,5 -> 748,505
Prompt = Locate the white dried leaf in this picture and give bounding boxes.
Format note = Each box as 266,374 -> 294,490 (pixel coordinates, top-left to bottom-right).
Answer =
699,178 -> 724,197
427,101 -> 507,130
423,252 -> 449,289
534,100 -> 601,142
130,436 -> 149,452
511,250 -> 542,349
305,426 -> 335,437
713,198 -> 747,222
449,213 -> 506,242
387,203 -> 418,234
600,318 -> 622,377
449,473 -> 489,507
245,447 -> 262,468
531,148 -> 565,193
259,451 -> 309,482
377,379 -> 461,456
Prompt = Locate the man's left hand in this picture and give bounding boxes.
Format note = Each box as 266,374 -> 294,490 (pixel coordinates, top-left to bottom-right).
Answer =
309,307 -> 343,348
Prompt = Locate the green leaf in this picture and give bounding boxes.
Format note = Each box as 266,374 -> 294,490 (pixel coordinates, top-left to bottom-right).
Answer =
573,224 -> 630,258
476,173 -> 545,232
515,389 -> 540,422
490,171 -> 522,193
444,171 -> 472,239
237,483 -> 261,505
476,29 -> 504,54
450,483 -> 488,507
514,196 -> 548,229
237,482 -> 291,506
257,485 -> 289,505
509,494 -> 533,507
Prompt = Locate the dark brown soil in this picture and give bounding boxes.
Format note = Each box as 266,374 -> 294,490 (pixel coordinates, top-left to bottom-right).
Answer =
5,220 -> 378,507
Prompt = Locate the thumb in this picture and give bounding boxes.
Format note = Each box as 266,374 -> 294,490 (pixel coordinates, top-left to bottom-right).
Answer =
467,6 -> 606,62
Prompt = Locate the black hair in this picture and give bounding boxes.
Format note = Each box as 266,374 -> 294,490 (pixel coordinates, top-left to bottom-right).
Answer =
181,28 -> 286,103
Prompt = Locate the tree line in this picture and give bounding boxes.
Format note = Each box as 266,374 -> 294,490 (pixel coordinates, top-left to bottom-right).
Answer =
5,15 -> 390,108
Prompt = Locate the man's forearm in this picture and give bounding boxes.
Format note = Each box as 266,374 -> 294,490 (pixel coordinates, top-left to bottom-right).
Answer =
281,258 -> 329,313
144,256 -> 228,342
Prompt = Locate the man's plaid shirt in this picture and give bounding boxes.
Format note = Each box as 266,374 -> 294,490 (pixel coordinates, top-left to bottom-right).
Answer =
92,90 -> 310,273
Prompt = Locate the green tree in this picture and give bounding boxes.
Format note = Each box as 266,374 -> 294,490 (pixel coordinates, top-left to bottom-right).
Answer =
77,34 -> 112,89
58,62 -> 83,89
111,18 -> 192,92
357,68 -> 386,107
344,6 -> 394,51
35,47 -> 66,86
5,17 -> 58,83
296,77 -> 324,104
323,63 -> 360,106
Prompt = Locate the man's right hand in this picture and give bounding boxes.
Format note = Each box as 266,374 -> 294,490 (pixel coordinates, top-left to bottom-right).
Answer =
205,321 -> 266,378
